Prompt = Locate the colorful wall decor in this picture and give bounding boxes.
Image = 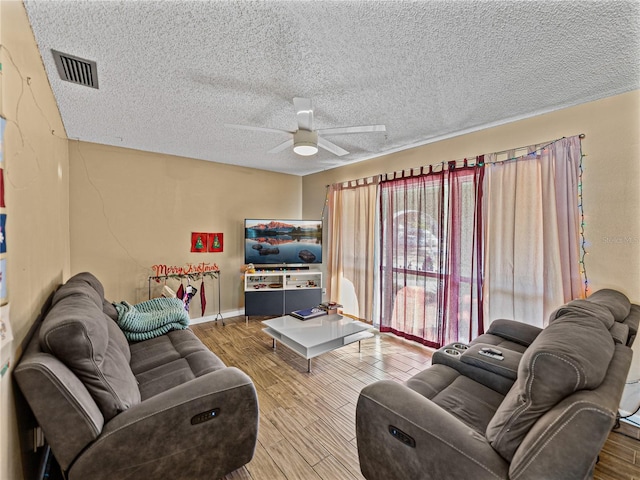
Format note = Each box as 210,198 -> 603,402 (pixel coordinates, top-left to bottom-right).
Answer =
0,259 -> 6,303
0,167 -> 5,208
208,233 -> 223,252
190,232 -> 224,253
0,214 -> 6,255
0,117 -> 9,373
190,232 -> 208,252
151,262 -> 220,277
0,117 -> 6,306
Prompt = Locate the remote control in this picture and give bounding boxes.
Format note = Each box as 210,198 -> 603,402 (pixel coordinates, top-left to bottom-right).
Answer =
479,350 -> 504,360
480,347 -> 503,356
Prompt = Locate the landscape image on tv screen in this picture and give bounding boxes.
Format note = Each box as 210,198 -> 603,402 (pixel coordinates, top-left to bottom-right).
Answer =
244,219 -> 323,265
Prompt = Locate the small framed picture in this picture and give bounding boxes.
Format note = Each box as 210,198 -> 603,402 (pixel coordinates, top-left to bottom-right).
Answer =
208,233 -> 223,252
191,232 -> 208,252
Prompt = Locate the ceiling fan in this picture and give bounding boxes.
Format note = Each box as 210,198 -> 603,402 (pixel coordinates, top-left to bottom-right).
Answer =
225,97 -> 386,157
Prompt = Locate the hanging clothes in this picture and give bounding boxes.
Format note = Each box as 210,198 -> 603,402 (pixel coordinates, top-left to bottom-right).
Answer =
200,279 -> 207,316
183,281 -> 197,312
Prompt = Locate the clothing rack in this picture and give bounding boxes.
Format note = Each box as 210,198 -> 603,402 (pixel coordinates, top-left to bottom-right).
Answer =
147,271 -> 223,325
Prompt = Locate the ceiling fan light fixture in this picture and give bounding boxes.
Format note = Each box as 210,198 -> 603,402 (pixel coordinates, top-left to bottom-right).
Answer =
293,143 -> 318,156
293,130 -> 318,156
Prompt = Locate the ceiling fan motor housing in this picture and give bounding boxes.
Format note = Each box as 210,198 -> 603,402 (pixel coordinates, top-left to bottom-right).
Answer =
293,130 -> 319,156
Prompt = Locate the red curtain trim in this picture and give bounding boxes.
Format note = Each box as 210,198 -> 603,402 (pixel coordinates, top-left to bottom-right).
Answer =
379,161 -> 484,346
379,326 -> 442,349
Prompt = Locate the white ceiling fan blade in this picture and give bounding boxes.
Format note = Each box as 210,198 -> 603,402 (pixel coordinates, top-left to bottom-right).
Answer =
318,137 -> 349,157
317,124 -> 386,136
267,138 -> 294,154
293,97 -> 314,131
224,123 -> 293,135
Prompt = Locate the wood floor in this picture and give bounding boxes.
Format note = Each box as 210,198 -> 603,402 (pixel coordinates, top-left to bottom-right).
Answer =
191,316 -> 640,480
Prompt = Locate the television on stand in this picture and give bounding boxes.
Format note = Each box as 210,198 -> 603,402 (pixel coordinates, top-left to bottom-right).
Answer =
244,219 -> 322,268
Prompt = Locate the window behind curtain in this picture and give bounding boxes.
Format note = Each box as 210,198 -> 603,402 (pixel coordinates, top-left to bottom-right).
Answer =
482,137 -> 583,327
379,162 -> 484,348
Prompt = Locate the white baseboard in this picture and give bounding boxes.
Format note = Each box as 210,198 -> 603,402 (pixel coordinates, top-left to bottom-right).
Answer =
190,308 -> 245,325
619,380 -> 640,428
620,411 -> 640,428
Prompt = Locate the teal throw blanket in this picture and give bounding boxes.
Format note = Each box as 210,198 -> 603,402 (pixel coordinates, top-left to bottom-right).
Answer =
114,297 -> 190,342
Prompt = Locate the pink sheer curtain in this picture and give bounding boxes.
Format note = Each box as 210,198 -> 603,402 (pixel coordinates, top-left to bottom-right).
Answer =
327,178 -> 379,322
483,136 -> 582,328
379,161 -> 484,348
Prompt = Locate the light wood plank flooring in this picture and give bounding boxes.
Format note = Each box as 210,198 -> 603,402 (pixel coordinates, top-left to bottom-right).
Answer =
191,316 -> 640,480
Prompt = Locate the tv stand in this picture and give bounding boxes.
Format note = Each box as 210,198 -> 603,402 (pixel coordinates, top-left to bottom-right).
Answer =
244,270 -> 322,322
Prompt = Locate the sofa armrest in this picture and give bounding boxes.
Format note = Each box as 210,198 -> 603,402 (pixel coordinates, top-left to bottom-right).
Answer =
460,344 -> 522,380
510,345 -> 633,480
432,344 -> 518,395
486,319 -> 542,347
14,353 -> 104,471
356,380 -> 509,480
68,367 -> 259,480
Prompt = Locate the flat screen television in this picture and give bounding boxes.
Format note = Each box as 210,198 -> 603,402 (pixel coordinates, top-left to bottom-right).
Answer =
244,219 -> 323,266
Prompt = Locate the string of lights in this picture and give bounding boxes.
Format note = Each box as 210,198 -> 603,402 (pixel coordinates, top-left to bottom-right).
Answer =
578,134 -> 589,296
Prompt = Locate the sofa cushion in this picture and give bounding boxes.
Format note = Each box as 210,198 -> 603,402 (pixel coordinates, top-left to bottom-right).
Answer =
587,289 -> 631,322
131,329 -> 226,400
103,299 -> 119,321
60,271 -> 106,299
549,298 -> 615,329
52,281 -> 103,308
609,321 -> 630,345
485,319 -> 542,348
626,304 -> 640,341
485,313 -> 614,461
105,314 -> 132,362
40,280 -> 140,421
406,363 -> 462,400
431,374 -> 505,434
406,364 -> 504,434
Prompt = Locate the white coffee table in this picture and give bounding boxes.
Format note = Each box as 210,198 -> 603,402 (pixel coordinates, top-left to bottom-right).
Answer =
262,314 -> 373,372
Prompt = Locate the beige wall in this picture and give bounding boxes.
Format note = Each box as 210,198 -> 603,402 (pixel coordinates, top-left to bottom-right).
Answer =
0,1 -> 70,479
69,142 -> 301,314
303,90 -> 640,301
1,0 -> 638,475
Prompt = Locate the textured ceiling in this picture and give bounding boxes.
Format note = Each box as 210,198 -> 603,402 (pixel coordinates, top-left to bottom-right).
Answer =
24,0 -> 640,176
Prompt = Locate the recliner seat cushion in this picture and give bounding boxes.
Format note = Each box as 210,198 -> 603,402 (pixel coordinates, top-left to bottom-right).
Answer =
431,374 -> 504,434
486,313 -> 614,462
131,329 -> 226,400
406,364 -> 504,434
40,279 -> 140,421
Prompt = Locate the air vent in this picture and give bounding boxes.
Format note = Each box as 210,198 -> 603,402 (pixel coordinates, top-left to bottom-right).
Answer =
52,50 -> 99,89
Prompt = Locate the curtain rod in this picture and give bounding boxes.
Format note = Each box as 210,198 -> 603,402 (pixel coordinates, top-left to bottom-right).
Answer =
490,133 -> 585,157
330,133 -> 585,186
